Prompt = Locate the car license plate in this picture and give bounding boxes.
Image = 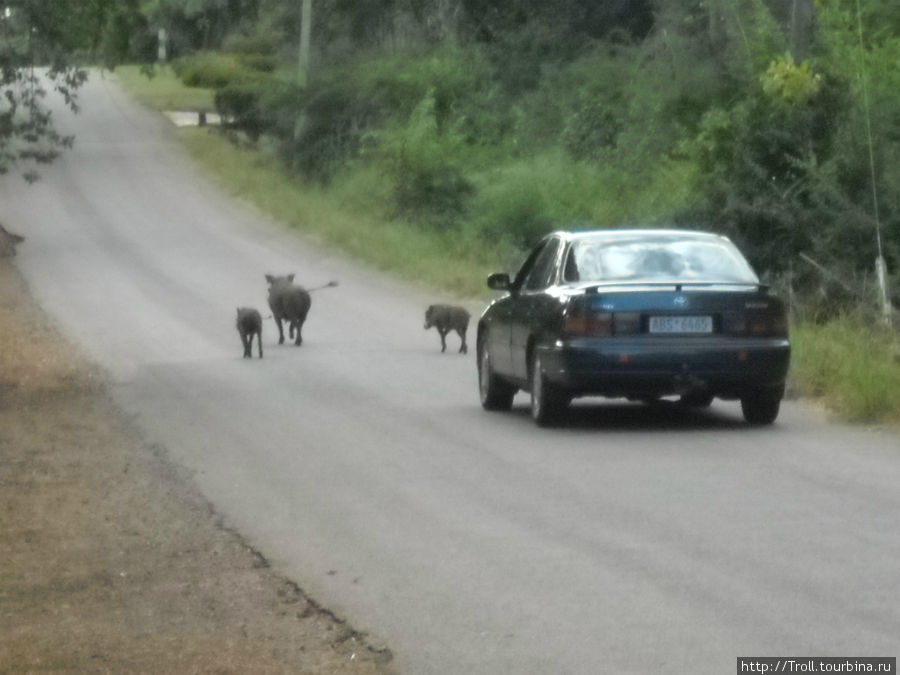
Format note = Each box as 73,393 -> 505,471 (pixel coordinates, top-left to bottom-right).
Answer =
649,315 -> 713,334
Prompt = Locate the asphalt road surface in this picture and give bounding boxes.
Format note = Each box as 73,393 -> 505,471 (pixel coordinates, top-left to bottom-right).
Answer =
3,73 -> 898,674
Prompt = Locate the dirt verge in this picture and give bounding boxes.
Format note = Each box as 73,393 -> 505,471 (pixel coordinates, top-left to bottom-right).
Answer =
0,257 -> 393,673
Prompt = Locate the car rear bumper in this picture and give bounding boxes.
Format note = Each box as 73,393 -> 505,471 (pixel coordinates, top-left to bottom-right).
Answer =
537,336 -> 790,398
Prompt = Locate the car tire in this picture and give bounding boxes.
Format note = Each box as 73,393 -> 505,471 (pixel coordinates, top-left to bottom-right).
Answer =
740,385 -> 784,425
478,338 -> 516,411
530,352 -> 569,426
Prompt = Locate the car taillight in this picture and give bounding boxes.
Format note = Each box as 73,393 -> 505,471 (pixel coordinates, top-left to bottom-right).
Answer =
725,308 -> 788,337
563,310 -> 612,336
748,309 -> 788,337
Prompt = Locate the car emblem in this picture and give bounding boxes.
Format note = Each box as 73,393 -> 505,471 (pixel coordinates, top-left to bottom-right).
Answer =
673,295 -> 688,307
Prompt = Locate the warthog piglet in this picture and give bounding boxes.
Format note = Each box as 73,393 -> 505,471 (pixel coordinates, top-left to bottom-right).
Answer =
236,307 -> 263,358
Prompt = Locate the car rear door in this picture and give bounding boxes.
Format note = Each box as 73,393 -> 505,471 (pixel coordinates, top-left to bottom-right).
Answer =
510,236 -> 563,381
483,241 -> 549,377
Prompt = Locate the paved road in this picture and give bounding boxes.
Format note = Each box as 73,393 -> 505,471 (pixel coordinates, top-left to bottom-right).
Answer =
3,73 -> 898,674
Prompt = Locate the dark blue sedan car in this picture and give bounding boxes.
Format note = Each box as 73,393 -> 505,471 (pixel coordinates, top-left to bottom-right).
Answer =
476,229 -> 791,426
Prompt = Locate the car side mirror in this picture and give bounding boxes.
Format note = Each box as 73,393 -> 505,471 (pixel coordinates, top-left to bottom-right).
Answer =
487,273 -> 511,291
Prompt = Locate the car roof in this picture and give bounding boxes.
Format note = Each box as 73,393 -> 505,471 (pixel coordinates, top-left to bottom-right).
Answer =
553,228 -> 730,244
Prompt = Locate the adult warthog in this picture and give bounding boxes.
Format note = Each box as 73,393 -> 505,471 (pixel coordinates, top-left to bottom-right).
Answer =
265,274 -> 338,346
424,304 -> 470,354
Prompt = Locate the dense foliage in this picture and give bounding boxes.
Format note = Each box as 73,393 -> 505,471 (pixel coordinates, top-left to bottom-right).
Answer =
0,0 -> 95,179
151,0 -> 898,318
6,0 -> 899,317
1,0 -> 153,178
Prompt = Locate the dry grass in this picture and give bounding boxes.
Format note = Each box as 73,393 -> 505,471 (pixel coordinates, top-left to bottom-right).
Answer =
0,260 -> 92,395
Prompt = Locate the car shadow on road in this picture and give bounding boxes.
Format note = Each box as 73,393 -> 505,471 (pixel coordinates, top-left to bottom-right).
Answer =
510,398 -> 750,432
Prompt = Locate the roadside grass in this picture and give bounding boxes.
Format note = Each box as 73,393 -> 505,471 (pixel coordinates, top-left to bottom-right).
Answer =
113,65 -> 215,111
179,129 -> 499,298
791,319 -> 900,425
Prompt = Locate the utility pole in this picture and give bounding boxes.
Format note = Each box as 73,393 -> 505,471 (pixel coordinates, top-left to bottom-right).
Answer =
854,0 -> 893,326
294,0 -> 312,142
298,0 -> 312,87
789,0 -> 813,60
157,27 -> 168,63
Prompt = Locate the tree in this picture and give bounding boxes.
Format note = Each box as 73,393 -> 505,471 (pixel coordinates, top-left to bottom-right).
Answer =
0,0 -> 106,181
98,0 -> 153,70
141,0 -> 259,55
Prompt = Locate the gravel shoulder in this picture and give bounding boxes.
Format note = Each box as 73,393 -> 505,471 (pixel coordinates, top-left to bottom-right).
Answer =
0,257 -> 394,673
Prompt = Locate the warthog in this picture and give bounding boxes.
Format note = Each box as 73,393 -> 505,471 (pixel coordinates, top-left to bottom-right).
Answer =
265,274 -> 338,346
424,304 -> 470,354
236,307 -> 263,359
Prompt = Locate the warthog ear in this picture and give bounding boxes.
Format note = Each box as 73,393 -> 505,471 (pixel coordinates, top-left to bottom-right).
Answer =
265,274 -> 275,285
287,273 -> 295,283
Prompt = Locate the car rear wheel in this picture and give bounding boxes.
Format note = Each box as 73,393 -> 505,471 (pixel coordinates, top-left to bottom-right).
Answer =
530,352 -> 569,426
478,338 -> 516,411
741,385 -> 784,425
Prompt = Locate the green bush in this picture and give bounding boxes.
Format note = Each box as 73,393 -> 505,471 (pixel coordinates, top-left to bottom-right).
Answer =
392,160 -> 474,229
214,80 -> 270,140
262,50 -> 487,183
173,51 -> 255,89
277,78 -> 384,182
380,89 -> 475,229
562,102 -> 619,160
221,33 -> 277,57
237,54 -> 278,73
465,154 -> 576,249
470,180 -> 552,249
210,47 -> 495,187
366,48 -> 492,126
464,151 -> 698,249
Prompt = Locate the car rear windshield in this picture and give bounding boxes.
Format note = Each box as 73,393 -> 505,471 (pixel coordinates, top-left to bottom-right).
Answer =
565,233 -> 759,285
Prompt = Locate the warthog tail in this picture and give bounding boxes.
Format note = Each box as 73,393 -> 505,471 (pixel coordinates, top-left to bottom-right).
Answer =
306,280 -> 339,292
